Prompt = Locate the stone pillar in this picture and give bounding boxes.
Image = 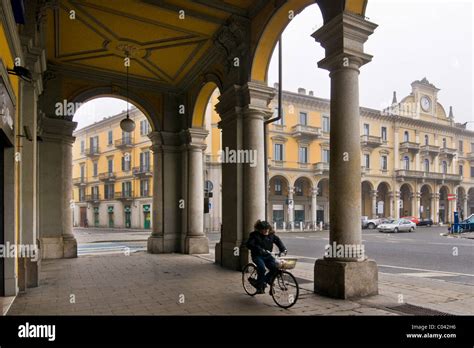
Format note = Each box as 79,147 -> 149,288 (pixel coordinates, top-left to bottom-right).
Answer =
311,188 -> 318,229
415,131 -> 420,171
312,13 -> 378,299
183,128 -> 209,254
287,186 -> 295,230
388,191 -> 394,218
394,128 -> 399,170
413,191 -> 421,218
393,191 -> 400,219
463,197 -> 468,220
432,193 -> 440,224
371,190 -> 378,218
38,115 -> 77,259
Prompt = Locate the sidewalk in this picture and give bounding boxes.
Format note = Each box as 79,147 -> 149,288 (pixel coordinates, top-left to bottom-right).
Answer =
6,251 -> 473,316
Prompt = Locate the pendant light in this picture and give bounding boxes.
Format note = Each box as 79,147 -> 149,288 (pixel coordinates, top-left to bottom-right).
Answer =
120,52 -> 136,132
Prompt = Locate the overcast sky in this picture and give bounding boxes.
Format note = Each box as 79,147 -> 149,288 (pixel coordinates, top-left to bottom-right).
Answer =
75,0 -> 473,130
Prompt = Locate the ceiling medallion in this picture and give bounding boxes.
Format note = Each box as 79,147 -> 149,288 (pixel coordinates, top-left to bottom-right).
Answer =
106,40 -> 147,59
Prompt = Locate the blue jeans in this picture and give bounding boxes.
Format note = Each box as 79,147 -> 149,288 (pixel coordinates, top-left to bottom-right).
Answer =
252,254 -> 278,290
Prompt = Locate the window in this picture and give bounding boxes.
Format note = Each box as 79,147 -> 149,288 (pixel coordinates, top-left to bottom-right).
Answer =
274,107 -> 284,125
363,124 -> 369,135
459,140 -> 464,152
322,116 -> 330,132
442,161 -> 448,174
424,134 -> 429,145
80,140 -> 85,153
299,112 -> 307,126
471,166 -> 474,178
140,151 -> 150,170
471,143 -> 474,152
381,127 -> 387,141
107,158 -> 113,173
298,147 -> 308,163
459,165 -> 463,176
442,138 -> 447,148
322,149 -> 330,163
79,188 -> 85,202
91,186 -> 99,199
122,181 -> 132,197
140,179 -> 149,197
403,131 -> 409,142
108,130 -> 113,145
381,155 -> 387,170
90,136 -> 99,152
364,154 -> 370,169
274,179 -> 282,195
104,183 -> 114,199
403,156 -> 410,170
122,155 -> 131,171
80,164 -> 85,179
93,161 -> 98,177
122,131 -> 132,144
274,144 -> 283,161
140,120 -> 150,136
424,159 -> 430,172
295,181 -> 303,196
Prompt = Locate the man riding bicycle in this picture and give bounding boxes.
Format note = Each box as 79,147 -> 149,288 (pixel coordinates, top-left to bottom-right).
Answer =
245,220 -> 287,294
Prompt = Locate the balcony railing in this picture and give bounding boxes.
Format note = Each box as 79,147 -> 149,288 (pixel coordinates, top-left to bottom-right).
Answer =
313,162 -> 329,173
85,194 -> 101,203
360,135 -> 382,147
73,177 -> 87,186
116,191 -> 134,201
399,141 -> 420,152
115,137 -> 134,150
84,147 -> 100,157
395,169 -> 462,182
270,160 -> 285,167
99,172 -> 116,181
466,152 -> 474,160
132,166 -> 152,177
439,147 -> 457,157
420,145 -> 440,154
291,124 -> 322,140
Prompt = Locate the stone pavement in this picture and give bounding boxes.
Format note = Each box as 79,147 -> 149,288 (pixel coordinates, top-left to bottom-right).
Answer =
6,251 -> 473,316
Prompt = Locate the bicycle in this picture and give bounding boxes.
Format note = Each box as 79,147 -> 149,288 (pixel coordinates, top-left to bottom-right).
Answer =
242,252 -> 299,309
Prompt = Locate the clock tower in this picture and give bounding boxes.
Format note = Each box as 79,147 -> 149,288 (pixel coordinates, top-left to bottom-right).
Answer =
410,77 -> 440,117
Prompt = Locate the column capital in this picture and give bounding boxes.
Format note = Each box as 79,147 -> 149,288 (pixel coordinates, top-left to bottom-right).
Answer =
312,12 -> 377,72
182,127 -> 208,151
38,114 -> 76,144
370,190 -> 378,197
312,187 -> 319,196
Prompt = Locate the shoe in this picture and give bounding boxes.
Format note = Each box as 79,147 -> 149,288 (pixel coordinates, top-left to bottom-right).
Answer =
248,278 -> 258,288
256,288 -> 265,294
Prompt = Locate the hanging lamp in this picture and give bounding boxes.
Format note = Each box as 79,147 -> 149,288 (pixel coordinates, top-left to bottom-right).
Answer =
120,51 -> 136,132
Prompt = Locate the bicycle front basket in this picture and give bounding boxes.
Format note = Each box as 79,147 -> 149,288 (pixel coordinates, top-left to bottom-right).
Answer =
277,257 -> 297,270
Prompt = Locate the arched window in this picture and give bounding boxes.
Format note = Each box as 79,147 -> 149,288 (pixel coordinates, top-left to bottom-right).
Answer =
424,159 -> 430,172
424,134 -> 429,145
442,161 -> 448,174
404,131 -> 409,142
403,156 -> 410,170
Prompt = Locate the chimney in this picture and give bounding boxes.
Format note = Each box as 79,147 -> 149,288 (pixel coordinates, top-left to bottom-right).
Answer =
392,91 -> 397,104
449,106 -> 454,118
309,90 -> 314,96
298,87 -> 306,95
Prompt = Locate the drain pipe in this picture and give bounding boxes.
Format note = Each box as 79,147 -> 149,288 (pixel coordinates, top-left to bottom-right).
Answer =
264,37 -> 283,222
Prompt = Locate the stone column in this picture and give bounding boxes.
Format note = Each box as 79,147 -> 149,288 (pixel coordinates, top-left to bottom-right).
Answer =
393,190 -> 400,219
312,13 -> 378,299
147,131 -> 164,252
463,197 -> 468,220
371,190 -> 378,218
184,128 -> 209,254
388,191 -> 394,218
415,131 -> 420,171
413,191 -> 421,218
394,128 -> 399,170
432,192 -> 440,224
287,186 -> 295,230
38,115 -> 77,259
311,188 -> 318,229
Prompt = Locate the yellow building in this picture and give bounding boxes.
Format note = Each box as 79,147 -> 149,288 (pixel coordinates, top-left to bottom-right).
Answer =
266,79 -> 474,229
72,108 -> 153,229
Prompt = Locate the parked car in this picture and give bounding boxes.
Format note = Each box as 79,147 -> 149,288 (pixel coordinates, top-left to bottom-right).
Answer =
417,218 -> 433,227
362,217 -> 393,229
401,216 -> 420,225
378,218 -> 416,233
458,214 -> 474,232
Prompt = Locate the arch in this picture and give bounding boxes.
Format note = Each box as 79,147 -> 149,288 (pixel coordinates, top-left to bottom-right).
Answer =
376,182 -> 391,217
399,183 -> 413,217
191,79 -> 222,128
293,176 -> 314,197
420,184 -> 432,219
70,86 -> 159,132
376,181 -> 392,192
361,180 -> 374,218
361,180 -> 375,191
420,183 -> 434,194
398,182 -> 414,193
269,174 -> 290,196
291,175 -> 315,189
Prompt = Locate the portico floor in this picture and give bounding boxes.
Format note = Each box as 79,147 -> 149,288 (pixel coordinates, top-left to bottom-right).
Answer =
6,251 -> 473,316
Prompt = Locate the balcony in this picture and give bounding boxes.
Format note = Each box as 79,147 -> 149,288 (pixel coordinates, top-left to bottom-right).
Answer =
395,170 -> 462,183
420,145 -> 440,155
115,137 -> 134,150
439,147 -> 457,158
73,177 -> 87,186
313,162 -> 329,174
399,141 -> 420,153
99,172 -> 116,182
466,152 -> 474,160
132,166 -> 152,177
291,124 -> 322,140
85,194 -> 101,203
270,160 -> 285,168
84,147 -> 100,158
116,191 -> 134,201
360,135 -> 382,148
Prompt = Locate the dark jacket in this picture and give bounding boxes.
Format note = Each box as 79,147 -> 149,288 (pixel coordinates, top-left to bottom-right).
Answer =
245,231 -> 286,257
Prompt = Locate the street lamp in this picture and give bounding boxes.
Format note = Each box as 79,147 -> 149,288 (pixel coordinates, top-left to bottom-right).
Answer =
120,52 -> 135,132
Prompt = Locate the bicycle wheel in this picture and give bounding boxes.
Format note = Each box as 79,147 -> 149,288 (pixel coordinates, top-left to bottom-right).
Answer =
270,271 -> 299,309
242,263 -> 258,296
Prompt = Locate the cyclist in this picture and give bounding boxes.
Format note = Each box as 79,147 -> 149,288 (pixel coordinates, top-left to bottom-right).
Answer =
245,220 -> 287,294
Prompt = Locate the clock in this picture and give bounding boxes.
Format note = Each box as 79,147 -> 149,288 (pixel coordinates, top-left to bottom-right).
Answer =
420,96 -> 431,112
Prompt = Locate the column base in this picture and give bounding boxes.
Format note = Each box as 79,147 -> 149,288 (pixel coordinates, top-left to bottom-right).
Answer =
215,241 -> 249,271
147,235 -> 180,254
314,258 -> 378,299
41,236 -> 77,259
184,236 -> 209,254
